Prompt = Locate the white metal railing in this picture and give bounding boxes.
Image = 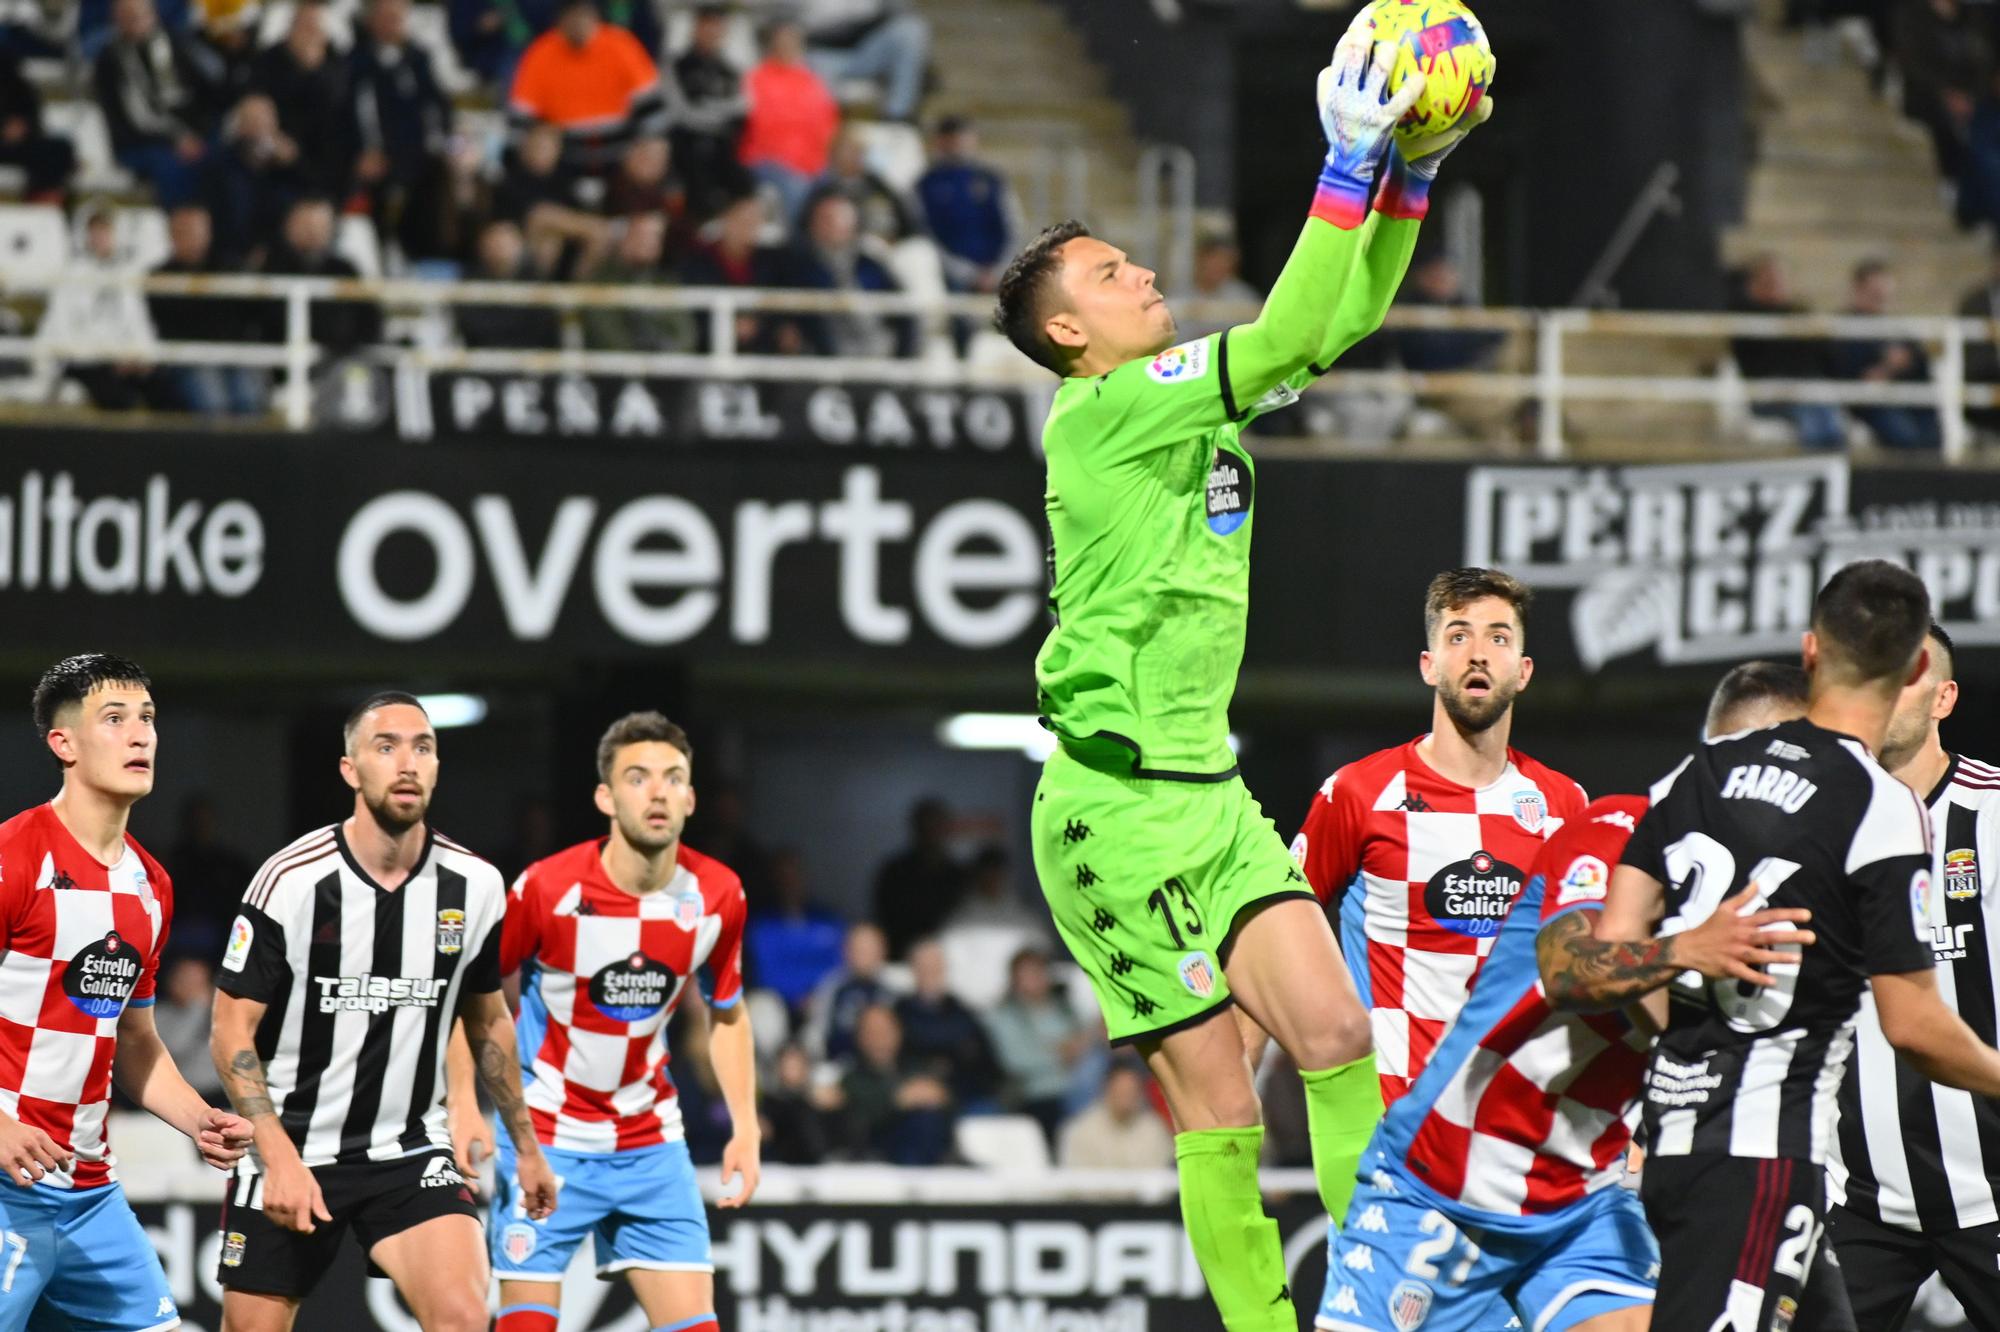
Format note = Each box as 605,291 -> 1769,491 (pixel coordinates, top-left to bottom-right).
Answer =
10,271 -> 2000,460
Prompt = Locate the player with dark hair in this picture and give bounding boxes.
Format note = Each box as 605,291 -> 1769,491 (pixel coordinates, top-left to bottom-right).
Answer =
0,654 -> 252,1332
1006,30 -> 1490,1329
1320,662 -> 1809,1332
1826,623 -> 2000,1331
210,692 -> 556,1332
1293,567 -> 1587,1106
1547,561 -> 2000,1332
446,711 -> 754,1332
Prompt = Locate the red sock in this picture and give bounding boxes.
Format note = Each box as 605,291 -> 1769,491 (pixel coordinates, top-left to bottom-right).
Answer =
497,1304 -> 559,1332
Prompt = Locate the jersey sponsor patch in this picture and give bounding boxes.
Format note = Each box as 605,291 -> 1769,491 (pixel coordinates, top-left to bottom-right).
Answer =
1145,339 -> 1209,384
222,914 -> 254,973
1206,447 -> 1252,536
62,931 -> 141,1018
1556,854 -> 1610,906
589,952 -> 675,1021
1911,867 -> 1934,938
1425,850 -> 1524,938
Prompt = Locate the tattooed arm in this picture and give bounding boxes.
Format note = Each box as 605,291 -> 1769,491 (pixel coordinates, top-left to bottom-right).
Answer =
458,988 -> 557,1218
211,990 -> 329,1232
1538,865 -> 1816,1014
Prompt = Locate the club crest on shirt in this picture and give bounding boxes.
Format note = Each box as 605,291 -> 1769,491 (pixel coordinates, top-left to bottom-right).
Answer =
435,908 -> 465,956
673,888 -> 704,931
1145,339 -> 1209,384
221,1232 -> 246,1268
1511,790 -> 1546,834
502,1223 -> 536,1265
1945,848 -> 1979,901
63,931 -> 141,1018
1389,1280 -> 1433,1331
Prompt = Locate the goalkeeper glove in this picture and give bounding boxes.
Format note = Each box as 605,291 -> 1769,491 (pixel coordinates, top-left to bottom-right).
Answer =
1375,91 -> 1496,221
1313,33 -> 1426,230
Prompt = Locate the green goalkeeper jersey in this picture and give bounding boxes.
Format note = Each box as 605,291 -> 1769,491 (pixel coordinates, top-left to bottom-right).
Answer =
1034,212 -> 1419,778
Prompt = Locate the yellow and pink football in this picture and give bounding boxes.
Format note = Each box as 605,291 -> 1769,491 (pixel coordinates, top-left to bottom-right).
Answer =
1348,0 -> 1495,145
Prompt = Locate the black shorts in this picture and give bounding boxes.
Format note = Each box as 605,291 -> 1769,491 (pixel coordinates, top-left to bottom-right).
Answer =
1642,1153 -> 1855,1332
216,1149 -> 481,1298
1825,1203 -> 2000,1332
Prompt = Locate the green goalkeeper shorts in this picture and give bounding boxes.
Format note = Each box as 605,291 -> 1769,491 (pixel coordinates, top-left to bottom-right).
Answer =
1030,745 -> 1318,1046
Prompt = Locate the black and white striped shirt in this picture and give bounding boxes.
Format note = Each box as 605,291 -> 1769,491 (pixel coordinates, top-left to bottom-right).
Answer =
216,824 -> 505,1170
1831,753 -> 2000,1231
1623,719 -> 1934,1163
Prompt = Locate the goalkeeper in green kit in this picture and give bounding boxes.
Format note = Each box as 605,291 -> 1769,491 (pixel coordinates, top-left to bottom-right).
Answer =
991,31 -> 1491,1332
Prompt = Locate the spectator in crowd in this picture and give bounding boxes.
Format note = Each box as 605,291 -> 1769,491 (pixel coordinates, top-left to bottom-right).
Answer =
456,218 -> 563,349
94,0 -> 222,207
0,50 -> 73,201
771,192 -> 913,358
741,847 -> 846,1013
1057,1058 -> 1173,1170
41,203 -> 172,411
603,136 -> 690,251
149,206 -> 268,417
1172,234 -> 1260,342
1959,246 -> 2000,433
829,1002 -> 954,1165
871,796 -> 964,958
1897,0 -> 1991,190
759,1040 -> 834,1165
680,191 -> 786,353
893,937 -> 1000,1107
804,920 -> 894,1061
938,846 -> 1052,1010
205,91 -> 306,263
739,17 -> 839,224
192,0 -> 260,106
249,0 -> 359,206
493,120 -> 609,278
984,947 -> 1090,1146
351,0 -> 457,262
448,0 -> 546,90
1391,251 -> 1504,373
153,957 -> 225,1102
816,126 -> 916,246
664,995 -> 735,1164
79,0 -> 191,65
261,194 -> 381,362
581,213 -> 689,354
802,0 -> 930,124
1828,257 -> 1941,449
508,0 -> 668,176
671,3 -> 752,217
1728,253 -> 1844,449
166,794 -> 257,946
689,779 -> 774,904
916,116 -> 1017,294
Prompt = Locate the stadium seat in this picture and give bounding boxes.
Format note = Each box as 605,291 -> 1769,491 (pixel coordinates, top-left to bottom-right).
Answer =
953,1115 -> 1051,1173
41,101 -> 131,194
336,214 -> 383,280
0,203 -> 68,289
105,1110 -> 212,1201
257,0 -> 358,48
852,122 -> 927,196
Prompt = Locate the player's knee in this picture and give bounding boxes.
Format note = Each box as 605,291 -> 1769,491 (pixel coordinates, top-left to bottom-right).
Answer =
421,1289 -> 490,1332
1292,1004 -> 1371,1069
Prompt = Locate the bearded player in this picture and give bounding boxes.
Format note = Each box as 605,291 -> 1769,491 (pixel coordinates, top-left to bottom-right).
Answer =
1321,661 -> 1813,1331
0,654 -> 251,1332
1291,568 -> 1587,1108
447,712 -> 756,1332
997,28 -> 1489,1330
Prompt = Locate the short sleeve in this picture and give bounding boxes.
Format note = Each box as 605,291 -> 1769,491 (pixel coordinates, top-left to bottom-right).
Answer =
462,915 -> 503,995
215,902 -> 290,1004
1621,758 -> 1694,885
1855,852 -> 1938,975
1293,768 -> 1367,909
499,871 -> 540,978
703,880 -> 747,1009
130,859 -> 172,1006
1062,332 -> 1236,467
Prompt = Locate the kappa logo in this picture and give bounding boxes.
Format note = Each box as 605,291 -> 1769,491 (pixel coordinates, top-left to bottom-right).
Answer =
1329,1285 -> 1362,1317
156,1298 -> 175,1318
1342,1244 -> 1375,1272
435,908 -> 465,955
1355,1205 -> 1390,1234
1593,809 -> 1638,832
1511,790 -> 1546,834
36,853 -> 77,892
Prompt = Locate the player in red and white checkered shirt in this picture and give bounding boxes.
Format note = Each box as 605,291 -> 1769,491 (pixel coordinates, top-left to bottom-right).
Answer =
1291,570 -> 1587,1106
0,655 -> 249,1332
448,712 -> 754,1332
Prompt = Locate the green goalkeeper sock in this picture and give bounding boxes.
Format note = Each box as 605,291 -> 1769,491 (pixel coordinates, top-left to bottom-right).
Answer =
1174,1126 -> 1296,1332
1301,1052 -> 1383,1227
